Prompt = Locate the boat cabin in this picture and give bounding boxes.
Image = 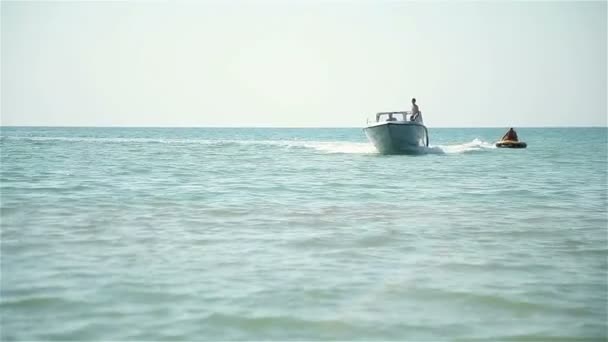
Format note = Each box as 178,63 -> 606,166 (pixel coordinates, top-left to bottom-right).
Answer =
375,111 -> 423,124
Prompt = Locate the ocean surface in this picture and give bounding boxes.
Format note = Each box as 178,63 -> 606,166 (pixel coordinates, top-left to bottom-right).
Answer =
1,126 -> 606,341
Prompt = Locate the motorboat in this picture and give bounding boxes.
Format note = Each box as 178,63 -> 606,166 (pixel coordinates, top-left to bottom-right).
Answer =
495,140 -> 527,148
364,111 -> 429,154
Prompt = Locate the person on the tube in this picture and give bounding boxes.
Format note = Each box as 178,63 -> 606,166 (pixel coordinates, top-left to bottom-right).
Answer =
501,128 -> 519,141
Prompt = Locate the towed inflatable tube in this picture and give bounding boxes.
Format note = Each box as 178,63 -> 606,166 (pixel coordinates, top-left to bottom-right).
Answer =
496,140 -> 527,148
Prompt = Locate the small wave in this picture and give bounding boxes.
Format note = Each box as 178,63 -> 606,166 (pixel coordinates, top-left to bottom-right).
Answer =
1,295 -> 86,309
203,313 -> 359,332
3,136 -> 218,144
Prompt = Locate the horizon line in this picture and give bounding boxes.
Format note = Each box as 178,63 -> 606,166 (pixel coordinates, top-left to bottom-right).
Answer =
1,124 -> 607,129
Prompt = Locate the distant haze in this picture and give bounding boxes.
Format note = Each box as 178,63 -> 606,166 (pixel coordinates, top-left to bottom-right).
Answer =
1,1 -> 606,127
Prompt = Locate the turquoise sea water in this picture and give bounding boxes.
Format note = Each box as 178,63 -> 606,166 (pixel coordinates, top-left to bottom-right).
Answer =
1,127 -> 607,341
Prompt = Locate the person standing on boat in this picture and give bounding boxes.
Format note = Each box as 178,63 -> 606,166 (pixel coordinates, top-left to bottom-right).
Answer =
410,98 -> 422,122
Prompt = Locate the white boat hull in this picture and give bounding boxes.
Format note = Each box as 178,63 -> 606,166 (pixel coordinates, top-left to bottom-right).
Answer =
364,122 -> 429,154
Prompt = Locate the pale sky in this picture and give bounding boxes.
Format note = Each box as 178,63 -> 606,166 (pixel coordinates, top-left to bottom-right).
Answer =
1,0 -> 606,127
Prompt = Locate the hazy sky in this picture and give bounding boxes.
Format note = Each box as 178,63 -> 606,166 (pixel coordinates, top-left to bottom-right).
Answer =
1,1 -> 606,127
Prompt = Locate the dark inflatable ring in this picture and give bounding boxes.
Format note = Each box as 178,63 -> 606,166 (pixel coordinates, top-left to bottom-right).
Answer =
496,141 -> 527,148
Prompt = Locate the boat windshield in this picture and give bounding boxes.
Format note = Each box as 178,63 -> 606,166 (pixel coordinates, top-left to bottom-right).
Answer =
375,111 -> 420,122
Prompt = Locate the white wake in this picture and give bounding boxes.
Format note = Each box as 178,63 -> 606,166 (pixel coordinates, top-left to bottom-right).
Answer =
425,138 -> 496,154
4,136 -> 496,155
300,138 -> 496,154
